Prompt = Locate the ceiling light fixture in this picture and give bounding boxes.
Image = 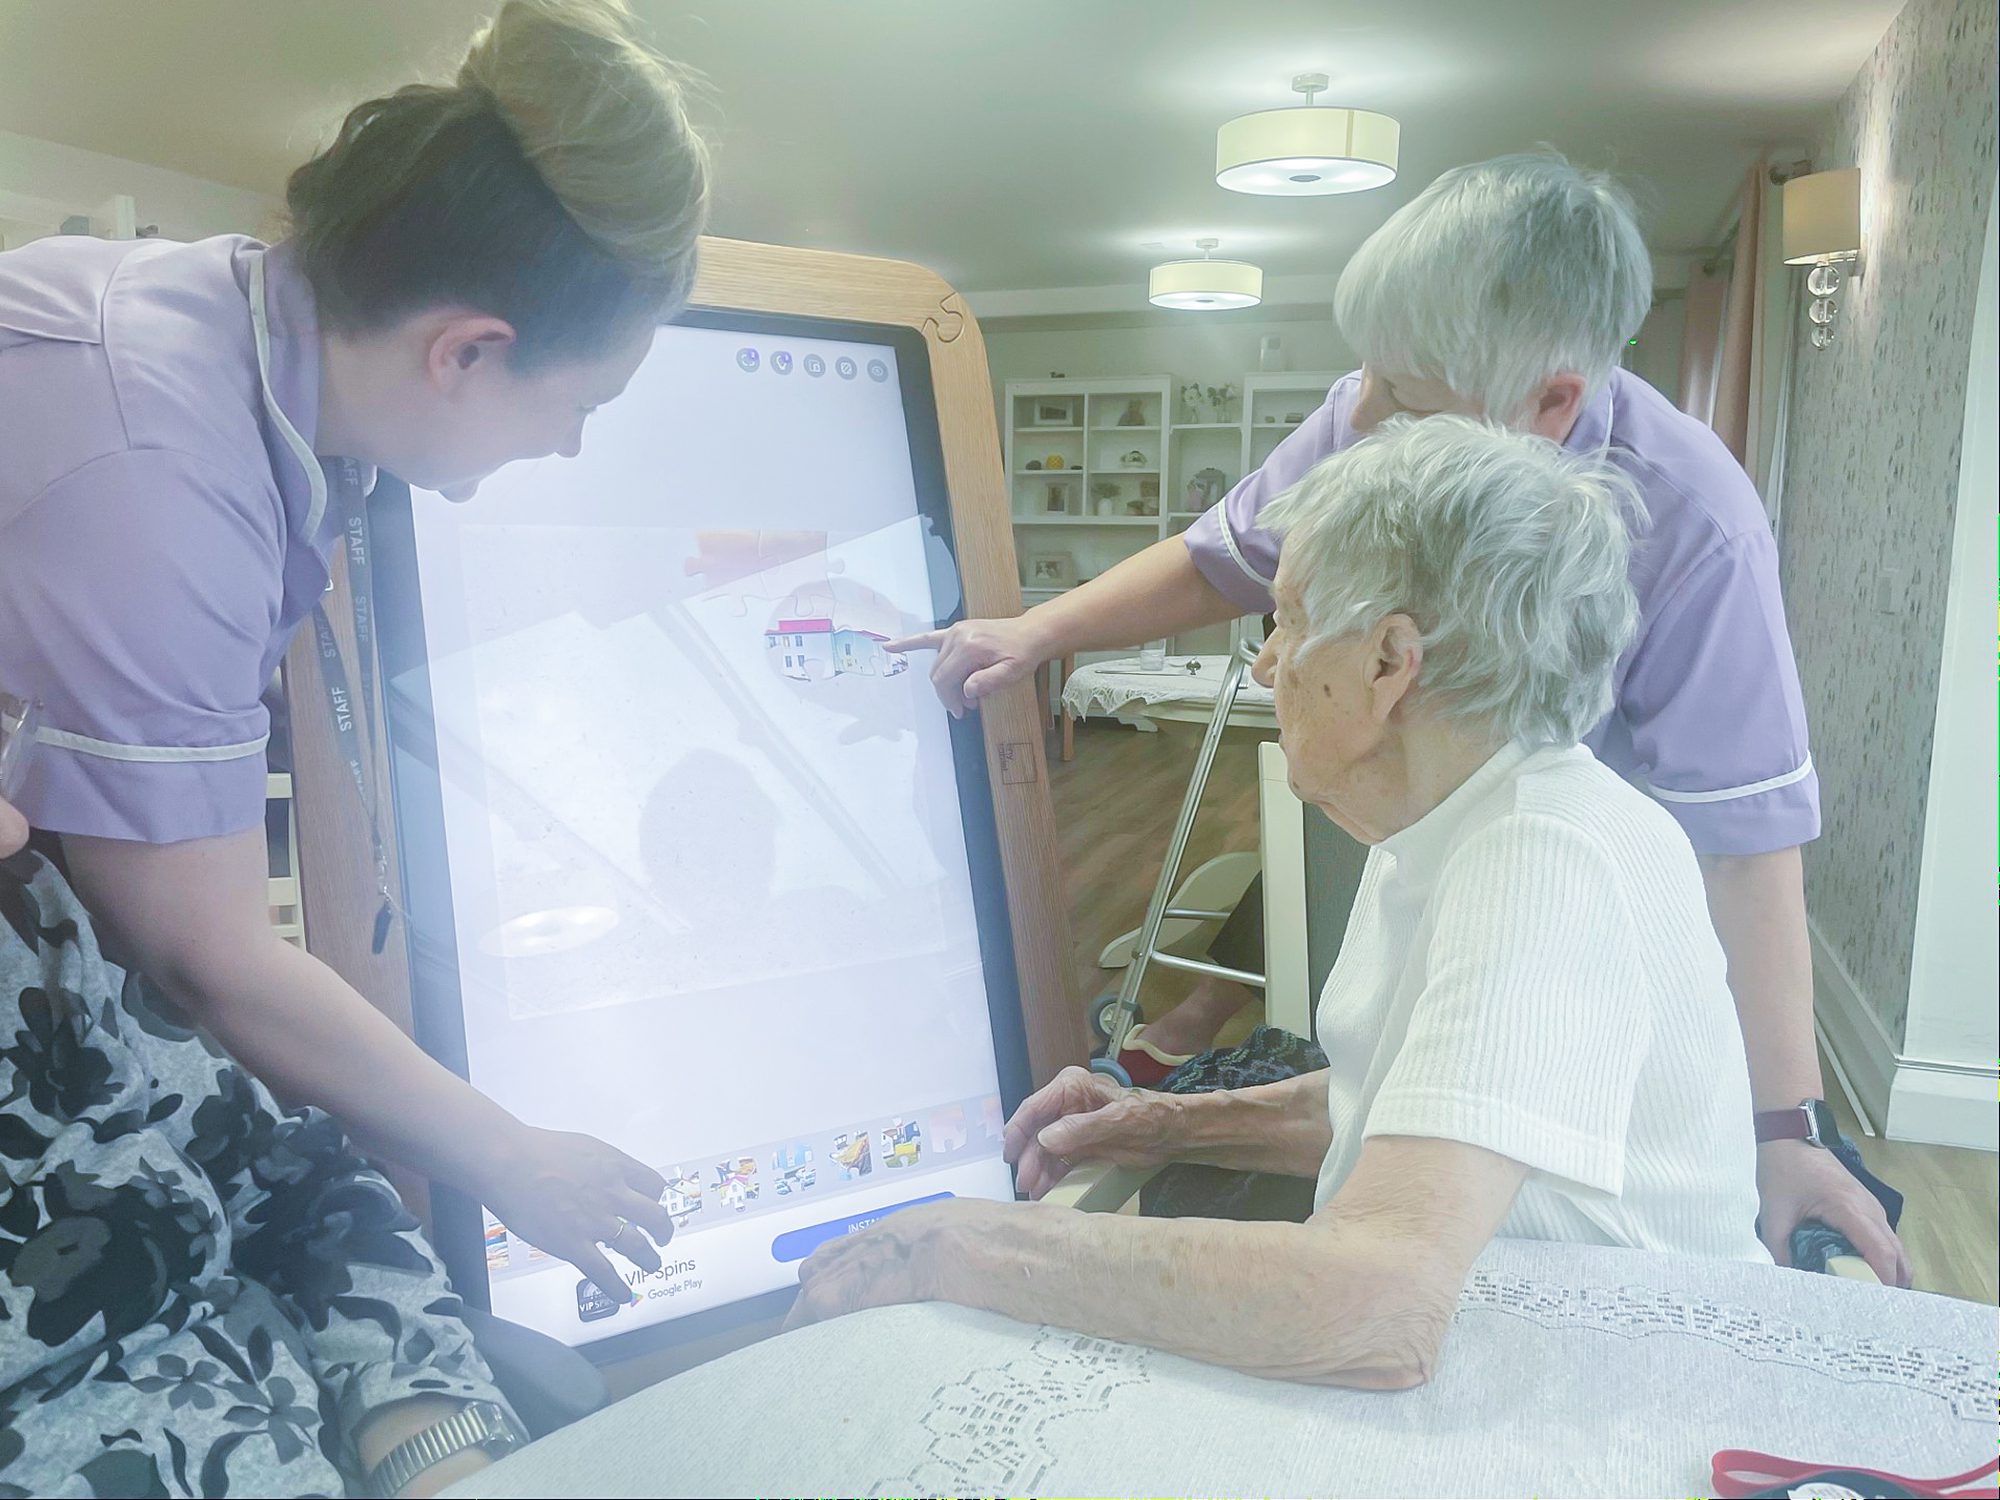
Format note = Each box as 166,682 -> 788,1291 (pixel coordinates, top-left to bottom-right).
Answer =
1148,238 -> 1264,310
1216,72 -> 1399,197
1152,238 -> 1256,312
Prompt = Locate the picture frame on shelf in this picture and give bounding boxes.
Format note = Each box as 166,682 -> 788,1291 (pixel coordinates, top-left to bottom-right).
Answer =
1026,552 -> 1074,588
1185,467 -> 1229,510
1030,397 -> 1078,426
1044,483 -> 1069,514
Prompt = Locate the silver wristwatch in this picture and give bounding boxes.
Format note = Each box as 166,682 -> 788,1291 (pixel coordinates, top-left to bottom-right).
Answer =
366,1400 -> 526,1496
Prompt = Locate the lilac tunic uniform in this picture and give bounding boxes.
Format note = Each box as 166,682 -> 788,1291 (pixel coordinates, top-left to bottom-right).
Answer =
0,237 -> 340,843
1185,370 -> 1819,856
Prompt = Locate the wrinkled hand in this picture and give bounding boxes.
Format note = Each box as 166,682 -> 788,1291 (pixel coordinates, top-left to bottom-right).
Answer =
1004,1065 -> 1178,1200
1757,1139 -> 1911,1287
781,1199 -> 970,1331
481,1126 -> 677,1301
885,617 -> 1046,717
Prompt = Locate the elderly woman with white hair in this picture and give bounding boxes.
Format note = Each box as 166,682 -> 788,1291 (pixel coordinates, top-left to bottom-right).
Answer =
901,151 -> 1907,1285
786,418 -> 1768,1385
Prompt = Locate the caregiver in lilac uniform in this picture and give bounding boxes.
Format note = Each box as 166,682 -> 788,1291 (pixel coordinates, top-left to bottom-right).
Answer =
0,0 -> 707,1297
899,153 -> 1910,1285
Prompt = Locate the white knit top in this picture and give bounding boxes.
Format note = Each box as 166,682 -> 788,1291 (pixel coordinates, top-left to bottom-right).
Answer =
1313,742 -> 1770,1262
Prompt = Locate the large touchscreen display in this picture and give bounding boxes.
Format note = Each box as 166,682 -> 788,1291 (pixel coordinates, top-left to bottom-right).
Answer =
387,318 -> 1019,1349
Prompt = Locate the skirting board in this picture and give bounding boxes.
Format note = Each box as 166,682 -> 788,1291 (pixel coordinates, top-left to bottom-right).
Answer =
1809,919 -> 1998,1153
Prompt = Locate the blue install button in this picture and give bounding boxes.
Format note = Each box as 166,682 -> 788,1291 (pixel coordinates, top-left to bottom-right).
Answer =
770,1193 -> 954,1263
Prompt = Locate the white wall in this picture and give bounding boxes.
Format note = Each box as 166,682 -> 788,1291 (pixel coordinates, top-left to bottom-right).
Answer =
1777,0 -> 1997,1115
1,127 -> 277,244
1892,185 -> 1998,1149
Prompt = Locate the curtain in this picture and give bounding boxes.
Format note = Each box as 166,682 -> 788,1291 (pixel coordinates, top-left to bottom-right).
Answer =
1712,164 -> 1769,467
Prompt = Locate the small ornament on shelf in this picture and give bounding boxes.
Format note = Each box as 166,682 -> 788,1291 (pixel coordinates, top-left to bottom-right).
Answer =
1178,382 -> 1242,423
1185,467 -> 1229,510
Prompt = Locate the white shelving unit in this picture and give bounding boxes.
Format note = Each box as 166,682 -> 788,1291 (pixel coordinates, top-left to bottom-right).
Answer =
0,189 -> 137,251
1006,371 -> 1339,660
1005,378 -> 1174,620
1237,371 -> 1339,481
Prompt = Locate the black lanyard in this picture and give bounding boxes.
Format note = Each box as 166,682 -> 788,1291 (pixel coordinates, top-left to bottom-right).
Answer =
309,462 -> 394,955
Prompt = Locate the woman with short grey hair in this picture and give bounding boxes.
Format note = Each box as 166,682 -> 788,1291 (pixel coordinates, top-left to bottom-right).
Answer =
784,419 -> 1768,1388
905,150 -> 1905,1284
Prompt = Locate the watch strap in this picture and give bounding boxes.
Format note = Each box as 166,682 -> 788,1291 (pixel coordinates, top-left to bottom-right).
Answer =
367,1400 -> 523,1496
1754,1099 -> 1829,1147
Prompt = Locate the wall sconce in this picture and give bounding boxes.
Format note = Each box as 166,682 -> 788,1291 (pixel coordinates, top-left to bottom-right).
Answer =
1781,166 -> 1863,350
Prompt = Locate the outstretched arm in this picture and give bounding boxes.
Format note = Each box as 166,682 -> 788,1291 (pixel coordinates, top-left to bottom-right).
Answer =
889,537 -> 1240,715
788,1135 -> 1525,1389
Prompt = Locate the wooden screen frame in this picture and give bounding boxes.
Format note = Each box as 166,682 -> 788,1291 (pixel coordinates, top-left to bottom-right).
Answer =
285,237 -> 1085,1132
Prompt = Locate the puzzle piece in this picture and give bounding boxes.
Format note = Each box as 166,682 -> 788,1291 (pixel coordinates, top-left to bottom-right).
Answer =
683,529 -> 845,615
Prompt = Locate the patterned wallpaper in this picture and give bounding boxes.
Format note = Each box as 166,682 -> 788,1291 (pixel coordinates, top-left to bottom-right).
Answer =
1778,0 -> 1998,1046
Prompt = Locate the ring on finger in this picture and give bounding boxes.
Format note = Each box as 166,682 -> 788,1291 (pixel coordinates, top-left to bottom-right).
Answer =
608,1214 -> 631,1246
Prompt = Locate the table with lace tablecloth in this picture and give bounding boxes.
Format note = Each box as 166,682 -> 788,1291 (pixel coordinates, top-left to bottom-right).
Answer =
446,1236 -> 1998,1499
1053,653 -> 1275,761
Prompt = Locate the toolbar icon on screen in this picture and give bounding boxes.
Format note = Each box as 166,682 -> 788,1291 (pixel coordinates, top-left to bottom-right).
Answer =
866,358 -> 888,383
771,350 -> 794,375
803,353 -> 827,377
835,355 -> 858,380
735,347 -> 759,373
575,1278 -> 623,1323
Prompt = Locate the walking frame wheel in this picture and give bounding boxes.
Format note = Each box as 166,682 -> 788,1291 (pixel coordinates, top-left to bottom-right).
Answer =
1089,1055 -> 1134,1088
1089,992 -> 1126,1043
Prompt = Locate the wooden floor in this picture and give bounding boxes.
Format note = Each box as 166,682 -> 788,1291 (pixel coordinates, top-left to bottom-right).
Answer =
1048,720 -> 1268,1046
1047,719 -> 1999,1305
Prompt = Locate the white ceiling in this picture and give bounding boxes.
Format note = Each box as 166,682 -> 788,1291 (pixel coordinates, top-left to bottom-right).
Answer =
0,0 -> 1898,300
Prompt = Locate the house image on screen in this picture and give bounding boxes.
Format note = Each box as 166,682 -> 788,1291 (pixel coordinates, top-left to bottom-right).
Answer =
765,618 -> 908,681
766,617 -> 837,681
662,1170 -> 705,1227
712,1157 -> 760,1213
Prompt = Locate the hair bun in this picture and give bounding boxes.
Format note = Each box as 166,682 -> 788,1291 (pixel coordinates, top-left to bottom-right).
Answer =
452,0 -> 708,280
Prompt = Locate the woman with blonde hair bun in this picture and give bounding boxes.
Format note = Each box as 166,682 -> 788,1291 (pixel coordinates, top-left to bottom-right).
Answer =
0,0 -> 712,1337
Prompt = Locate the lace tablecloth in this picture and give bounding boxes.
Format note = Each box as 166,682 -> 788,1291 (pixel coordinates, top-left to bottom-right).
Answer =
447,1237 -> 1997,1499
1062,653 -> 1275,723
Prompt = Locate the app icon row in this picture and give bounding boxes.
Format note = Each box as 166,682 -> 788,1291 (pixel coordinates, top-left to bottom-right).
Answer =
485,1095 -> 1004,1276
735,347 -> 888,383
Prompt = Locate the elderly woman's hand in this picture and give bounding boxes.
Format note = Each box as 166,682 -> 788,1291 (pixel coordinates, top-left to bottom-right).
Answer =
0,797 -> 25,859
1003,1065 -> 1182,1200
782,1198 -> 985,1331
